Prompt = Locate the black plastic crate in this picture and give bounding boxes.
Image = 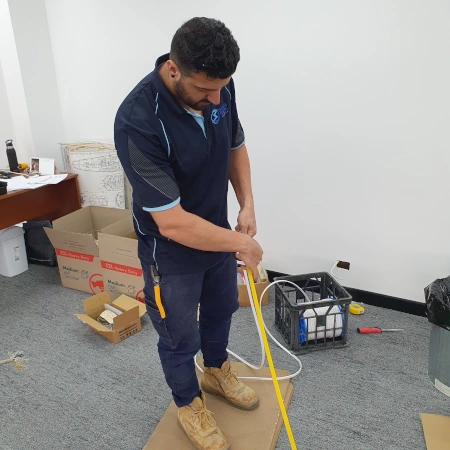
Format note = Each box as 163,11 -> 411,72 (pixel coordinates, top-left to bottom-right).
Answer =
274,272 -> 352,353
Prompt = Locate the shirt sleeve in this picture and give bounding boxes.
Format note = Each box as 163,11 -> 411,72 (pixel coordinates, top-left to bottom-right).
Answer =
114,123 -> 180,212
228,78 -> 246,150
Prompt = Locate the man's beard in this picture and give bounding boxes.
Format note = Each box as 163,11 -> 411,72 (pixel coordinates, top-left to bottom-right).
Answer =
174,79 -> 211,111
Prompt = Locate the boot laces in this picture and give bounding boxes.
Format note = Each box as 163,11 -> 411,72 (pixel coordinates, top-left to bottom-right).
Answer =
224,370 -> 240,387
194,405 -> 216,430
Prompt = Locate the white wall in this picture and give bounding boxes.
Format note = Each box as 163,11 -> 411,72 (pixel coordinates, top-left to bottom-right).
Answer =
0,0 -> 34,164
8,0 -> 65,169
44,0 -> 450,302
0,60 -> 14,168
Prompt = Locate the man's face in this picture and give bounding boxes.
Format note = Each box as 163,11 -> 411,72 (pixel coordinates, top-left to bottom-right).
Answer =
173,71 -> 231,111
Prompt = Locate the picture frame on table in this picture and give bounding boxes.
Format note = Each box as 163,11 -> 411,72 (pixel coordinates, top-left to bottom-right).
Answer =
30,157 -> 55,175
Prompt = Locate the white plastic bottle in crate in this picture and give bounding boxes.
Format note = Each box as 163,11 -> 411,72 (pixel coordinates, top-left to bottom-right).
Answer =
0,226 -> 29,276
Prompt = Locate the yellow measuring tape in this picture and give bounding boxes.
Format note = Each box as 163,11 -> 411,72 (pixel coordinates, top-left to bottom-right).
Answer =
247,269 -> 297,450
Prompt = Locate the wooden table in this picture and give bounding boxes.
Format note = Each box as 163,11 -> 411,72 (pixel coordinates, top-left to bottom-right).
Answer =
0,173 -> 81,229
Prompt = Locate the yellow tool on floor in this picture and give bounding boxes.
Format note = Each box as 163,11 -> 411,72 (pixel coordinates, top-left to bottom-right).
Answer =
247,268 -> 297,450
349,303 -> 365,315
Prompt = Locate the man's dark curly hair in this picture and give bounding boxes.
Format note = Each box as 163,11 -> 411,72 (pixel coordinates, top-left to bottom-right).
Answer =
170,17 -> 240,79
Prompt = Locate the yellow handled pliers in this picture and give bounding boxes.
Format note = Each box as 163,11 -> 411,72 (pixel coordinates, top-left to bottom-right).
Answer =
150,265 -> 166,319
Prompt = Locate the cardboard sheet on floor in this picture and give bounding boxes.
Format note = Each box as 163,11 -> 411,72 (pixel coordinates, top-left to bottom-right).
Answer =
144,360 -> 294,450
420,414 -> 450,450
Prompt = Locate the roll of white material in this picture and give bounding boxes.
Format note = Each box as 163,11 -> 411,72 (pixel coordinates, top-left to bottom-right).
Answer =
104,303 -> 122,316
299,304 -> 344,343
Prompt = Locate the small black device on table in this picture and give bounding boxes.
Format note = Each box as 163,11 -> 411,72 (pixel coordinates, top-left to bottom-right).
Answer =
0,180 -> 7,196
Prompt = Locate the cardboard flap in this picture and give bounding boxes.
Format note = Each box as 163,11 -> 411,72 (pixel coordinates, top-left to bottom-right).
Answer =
83,291 -> 111,314
421,413 -> 450,450
91,207 -> 131,231
98,232 -> 138,261
137,302 -> 146,317
113,295 -> 146,317
52,207 -> 94,233
112,305 -> 139,329
260,266 -> 268,279
44,227 -> 99,256
101,215 -> 134,236
75,313 -> 111,334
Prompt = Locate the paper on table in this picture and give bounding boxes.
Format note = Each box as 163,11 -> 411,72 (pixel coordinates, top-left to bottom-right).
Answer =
23,174 -> 68,189
26,175 -> 53,188
28,173 -> 67,185
5,174 -> 68,192
47,174 -> 67,184
6,176 -> 29,192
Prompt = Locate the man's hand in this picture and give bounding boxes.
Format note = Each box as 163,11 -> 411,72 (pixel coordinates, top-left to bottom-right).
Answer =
151,204 -> 262,274
235,207 -> 257,237
235,234 -> 263,279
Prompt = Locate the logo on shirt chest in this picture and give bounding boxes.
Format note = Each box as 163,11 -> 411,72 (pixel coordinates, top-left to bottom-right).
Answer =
211,103 -> 229,125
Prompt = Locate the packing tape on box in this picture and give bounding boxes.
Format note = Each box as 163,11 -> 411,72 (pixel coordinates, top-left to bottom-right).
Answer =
299,304 -> 344,343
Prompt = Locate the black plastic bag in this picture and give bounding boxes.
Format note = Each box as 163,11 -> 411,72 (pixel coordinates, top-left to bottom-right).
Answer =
424,276 -> 450,331
23,220 -> 57,266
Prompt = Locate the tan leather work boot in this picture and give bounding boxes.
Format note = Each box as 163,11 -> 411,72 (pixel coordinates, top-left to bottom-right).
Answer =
201,359 -> 260,410
177,392 -> 230,450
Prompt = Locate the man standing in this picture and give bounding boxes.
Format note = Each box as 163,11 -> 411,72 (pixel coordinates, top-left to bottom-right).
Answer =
114,17 -> 263,450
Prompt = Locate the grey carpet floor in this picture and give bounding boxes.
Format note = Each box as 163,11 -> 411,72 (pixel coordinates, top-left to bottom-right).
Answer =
1,265 -> 448,450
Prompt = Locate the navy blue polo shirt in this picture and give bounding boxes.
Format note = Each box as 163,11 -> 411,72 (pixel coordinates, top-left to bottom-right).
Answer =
114,54 -> 245,274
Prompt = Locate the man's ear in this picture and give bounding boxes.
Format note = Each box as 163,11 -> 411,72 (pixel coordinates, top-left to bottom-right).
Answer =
167,60 -> 181,80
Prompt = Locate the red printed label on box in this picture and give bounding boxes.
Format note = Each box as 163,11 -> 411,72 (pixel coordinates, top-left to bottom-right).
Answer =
89,273 -> 105,294
101,260 -> 142,277
56,248 -> 95,262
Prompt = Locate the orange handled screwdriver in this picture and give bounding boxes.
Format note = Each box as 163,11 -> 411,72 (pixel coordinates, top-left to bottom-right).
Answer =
357,327 -> 403,334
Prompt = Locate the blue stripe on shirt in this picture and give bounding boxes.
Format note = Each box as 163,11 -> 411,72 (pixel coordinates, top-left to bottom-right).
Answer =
142,197 -> 181,212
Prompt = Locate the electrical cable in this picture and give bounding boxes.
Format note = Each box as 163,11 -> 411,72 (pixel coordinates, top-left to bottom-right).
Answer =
194,270 -> 300,449
330,261 -> 343,280
194,278 -> 307,381
245,268 -> 297,450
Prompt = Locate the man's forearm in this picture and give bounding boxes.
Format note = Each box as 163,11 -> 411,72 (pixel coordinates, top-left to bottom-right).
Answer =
229,144 -> 254,209
153,205 -> 249,253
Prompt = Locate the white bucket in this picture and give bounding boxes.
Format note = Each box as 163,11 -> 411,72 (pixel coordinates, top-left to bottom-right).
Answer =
299,304 -> 344,343
0,226 -> 28,277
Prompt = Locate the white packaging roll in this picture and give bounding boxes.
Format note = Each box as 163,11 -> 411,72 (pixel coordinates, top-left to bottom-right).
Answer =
104,303 -> 122,316
299,304 -> 344,343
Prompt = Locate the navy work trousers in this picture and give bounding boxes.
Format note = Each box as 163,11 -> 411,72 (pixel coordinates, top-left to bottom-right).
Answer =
142,253 -> 239,407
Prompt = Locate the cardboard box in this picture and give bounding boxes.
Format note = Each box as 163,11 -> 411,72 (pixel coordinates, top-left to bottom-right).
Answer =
75,291 -> 146,343
237,265 -> 269,307
97,216 -> 145,302
421,413 -> 450,450
44,206 -> 131,293
144,360 -> 294,450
